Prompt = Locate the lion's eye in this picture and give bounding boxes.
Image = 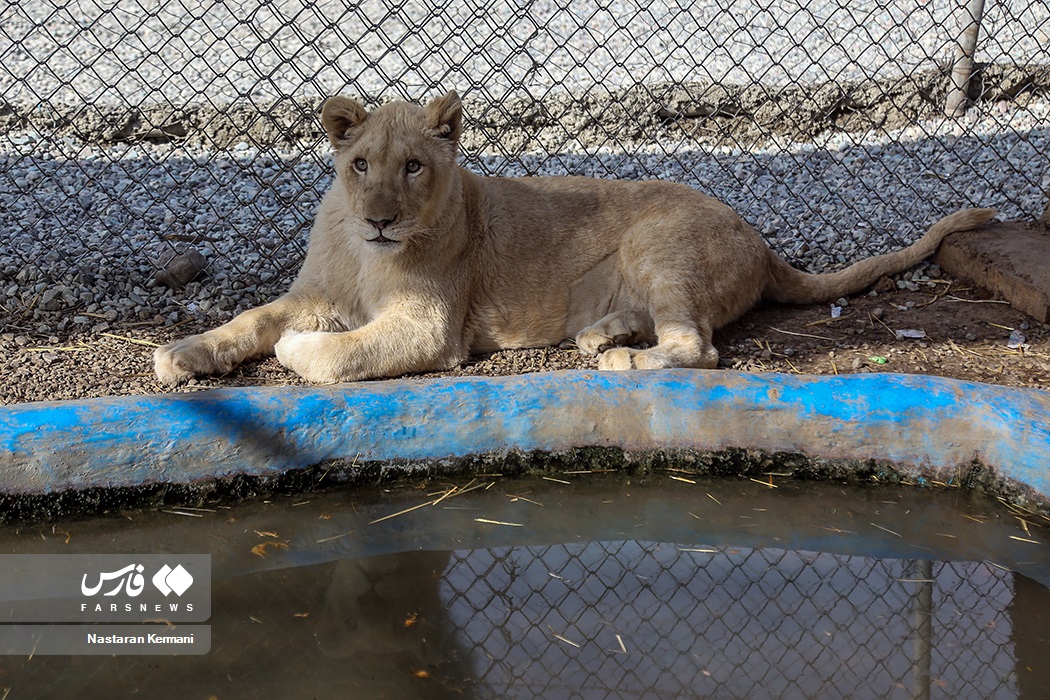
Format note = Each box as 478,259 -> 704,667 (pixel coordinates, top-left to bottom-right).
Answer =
353,158 -> 368,174
405,159 -> 422,174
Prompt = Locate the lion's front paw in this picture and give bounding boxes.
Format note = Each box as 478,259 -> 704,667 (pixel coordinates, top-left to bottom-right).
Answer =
598,347 -> 672,370
154,335 -> 233,386
597,347 -> 638,371
575,329 -> 614,355
274,332 -> 344,384
154,345 -> 195,386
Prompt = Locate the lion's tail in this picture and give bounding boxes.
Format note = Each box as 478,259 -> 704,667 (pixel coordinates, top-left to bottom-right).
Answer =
762,207 -> 997,305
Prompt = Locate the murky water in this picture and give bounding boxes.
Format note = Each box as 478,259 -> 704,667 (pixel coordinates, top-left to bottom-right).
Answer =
1,475 -> 1049,699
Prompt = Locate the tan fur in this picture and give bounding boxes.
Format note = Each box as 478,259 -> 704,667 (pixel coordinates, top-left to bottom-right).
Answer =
154,92 -> 996,385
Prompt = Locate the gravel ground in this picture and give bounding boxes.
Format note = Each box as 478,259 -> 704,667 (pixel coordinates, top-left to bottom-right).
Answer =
3,260 -> 1048,406
1,1 -> 1049,404
3,100 -> 1047,344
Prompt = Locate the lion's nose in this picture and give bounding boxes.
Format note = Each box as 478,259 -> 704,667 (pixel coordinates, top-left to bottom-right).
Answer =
367,217 -> 394,231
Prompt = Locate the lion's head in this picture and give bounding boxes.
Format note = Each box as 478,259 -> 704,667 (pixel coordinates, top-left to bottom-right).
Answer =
320,91 -> 463,250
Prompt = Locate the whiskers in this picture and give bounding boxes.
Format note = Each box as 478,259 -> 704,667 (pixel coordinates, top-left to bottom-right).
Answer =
408,223 -> 443,241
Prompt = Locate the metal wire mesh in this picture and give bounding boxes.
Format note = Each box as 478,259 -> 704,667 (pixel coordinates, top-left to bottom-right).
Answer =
442,541 -> 1017,698
1,1 -> 1048,331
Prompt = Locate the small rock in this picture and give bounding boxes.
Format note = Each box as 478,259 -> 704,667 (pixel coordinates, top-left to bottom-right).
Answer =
155,250 -> 208,289
873,276 -> 896,294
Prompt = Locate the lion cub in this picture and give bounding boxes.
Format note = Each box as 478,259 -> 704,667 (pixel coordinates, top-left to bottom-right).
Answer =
154,91 -> 994,385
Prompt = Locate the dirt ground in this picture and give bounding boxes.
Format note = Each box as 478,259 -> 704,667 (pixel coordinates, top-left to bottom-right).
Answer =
1,263 -> 1047,406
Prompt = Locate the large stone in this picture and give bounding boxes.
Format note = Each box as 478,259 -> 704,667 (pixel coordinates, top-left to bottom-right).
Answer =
935,220 -> 1050,323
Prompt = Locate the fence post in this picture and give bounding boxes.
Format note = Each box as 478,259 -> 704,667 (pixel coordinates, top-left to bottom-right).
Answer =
945,0 -> 987,117
909,560 -> 934,700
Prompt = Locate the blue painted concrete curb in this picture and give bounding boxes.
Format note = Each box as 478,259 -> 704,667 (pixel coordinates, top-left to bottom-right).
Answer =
1,370 -> 1049,502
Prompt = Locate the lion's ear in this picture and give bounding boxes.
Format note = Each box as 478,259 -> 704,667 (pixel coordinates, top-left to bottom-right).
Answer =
321,96 -> 368,148
424,91 -> 463,145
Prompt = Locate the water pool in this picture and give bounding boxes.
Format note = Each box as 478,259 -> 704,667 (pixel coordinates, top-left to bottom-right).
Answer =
1,474 -> 1048,699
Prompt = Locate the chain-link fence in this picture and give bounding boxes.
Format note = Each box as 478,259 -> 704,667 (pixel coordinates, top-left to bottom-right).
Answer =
1,1 -> 1049,334
442,542 -> 1018,698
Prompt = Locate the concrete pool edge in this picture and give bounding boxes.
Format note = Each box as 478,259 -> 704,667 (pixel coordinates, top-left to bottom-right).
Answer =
1,370 -> 1049,514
